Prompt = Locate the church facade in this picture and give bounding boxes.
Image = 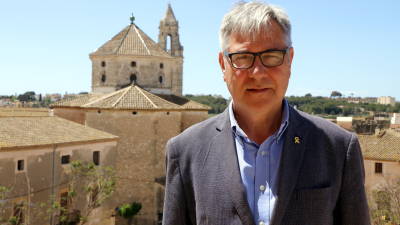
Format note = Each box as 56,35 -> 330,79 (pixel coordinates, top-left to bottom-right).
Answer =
90,4 -> 183,96
52,5 -> 209,225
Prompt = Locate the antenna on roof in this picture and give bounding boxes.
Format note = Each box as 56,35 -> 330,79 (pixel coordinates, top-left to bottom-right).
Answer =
130,13 -> 135,24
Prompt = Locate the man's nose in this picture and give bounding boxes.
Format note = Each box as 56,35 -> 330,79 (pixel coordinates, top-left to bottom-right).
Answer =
249,56 -> 267,76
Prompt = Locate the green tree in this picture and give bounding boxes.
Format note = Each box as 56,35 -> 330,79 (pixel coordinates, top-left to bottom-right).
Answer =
62,161 -> 116,225
36,161 -> 116,225
369,178 -> 400,224
17,91 -> 36,102
116,202 -> 142,225
185,94 -> 228,114
330,91 -> 342,98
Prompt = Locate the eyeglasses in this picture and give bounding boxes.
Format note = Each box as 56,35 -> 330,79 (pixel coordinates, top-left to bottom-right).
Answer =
224,48 -> 289,69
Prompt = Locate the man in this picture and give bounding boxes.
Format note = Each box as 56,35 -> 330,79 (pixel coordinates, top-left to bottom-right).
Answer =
163,2 -> 370,225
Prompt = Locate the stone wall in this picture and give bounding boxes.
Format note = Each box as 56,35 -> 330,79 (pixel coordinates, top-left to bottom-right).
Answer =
181,111 -> 209,131
0,141 -> 117,225
91,55 -> 182,96
53,108 -> 86,125
85,109 -> 181,225
364,159 -> 400,191
52,107 -> 209,224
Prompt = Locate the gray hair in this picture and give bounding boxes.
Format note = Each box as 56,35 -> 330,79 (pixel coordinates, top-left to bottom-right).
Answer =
219,1 -> 292,51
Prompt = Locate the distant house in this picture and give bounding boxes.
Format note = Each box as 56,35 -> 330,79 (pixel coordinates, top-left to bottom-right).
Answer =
391,113 -> 400,129
336,116 -> 353,131
45,93 -> 62,102
358,130 -> 400,191
377,96 -> 396,106
0,98 -> 12,107
0,114 -> 118,225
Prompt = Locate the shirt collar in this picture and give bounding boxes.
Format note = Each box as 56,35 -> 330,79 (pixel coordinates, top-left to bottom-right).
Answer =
228,99 -> 290,143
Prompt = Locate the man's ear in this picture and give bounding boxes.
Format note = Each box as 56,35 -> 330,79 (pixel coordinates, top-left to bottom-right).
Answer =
288,47 -> 294,65
218,52 -> 226,72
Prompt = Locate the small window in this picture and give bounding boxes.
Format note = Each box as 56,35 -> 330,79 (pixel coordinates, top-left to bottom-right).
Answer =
159,76 -> 163,84
97,110 -> 101,114
375,162 -> 383,174
61,155 -> 70,165
93,151 -> 100,166
132,111 -> 137,115
101,61 -> 106,67
160,63 -> 164,69
130,74 -> 137,83
166,112 -> 170,115
17,160 -> 24,171
101,74 -> 106,83
131,61 -> 136,67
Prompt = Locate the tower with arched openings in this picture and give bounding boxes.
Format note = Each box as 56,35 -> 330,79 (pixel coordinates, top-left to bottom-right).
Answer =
90,4 -> 183,96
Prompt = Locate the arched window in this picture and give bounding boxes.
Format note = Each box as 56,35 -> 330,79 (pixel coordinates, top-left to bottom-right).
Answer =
166,35 -> 172,52
101,74 -> 106,83
131,61 -> 136,67
130,74 -> 137,83
160,63 -> 164,69
101,61 -> 106,67
159,76 -> 163,84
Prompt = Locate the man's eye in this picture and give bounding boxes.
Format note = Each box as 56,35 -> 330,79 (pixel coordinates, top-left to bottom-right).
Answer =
233,54 -> 252,61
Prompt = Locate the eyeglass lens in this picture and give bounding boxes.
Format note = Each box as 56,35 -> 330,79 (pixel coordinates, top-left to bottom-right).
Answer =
231,51 -> 285,69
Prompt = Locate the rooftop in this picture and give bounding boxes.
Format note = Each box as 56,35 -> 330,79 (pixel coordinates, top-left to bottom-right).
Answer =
358,129 -> 400,161
0,116 -> 118,150
51,85 -> 210,111
0,108 -> 49,117
90,23 -> 171,58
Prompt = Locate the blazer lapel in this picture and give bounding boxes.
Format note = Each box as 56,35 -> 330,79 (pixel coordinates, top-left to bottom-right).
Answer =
270,108 -> 310,225
212,110 -> 256,225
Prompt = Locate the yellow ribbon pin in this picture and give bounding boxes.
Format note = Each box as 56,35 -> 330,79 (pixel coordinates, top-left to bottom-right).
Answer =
294,137 -> 300,144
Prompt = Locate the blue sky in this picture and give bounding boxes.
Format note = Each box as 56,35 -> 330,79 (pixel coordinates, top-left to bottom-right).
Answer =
1,0 -> 399,100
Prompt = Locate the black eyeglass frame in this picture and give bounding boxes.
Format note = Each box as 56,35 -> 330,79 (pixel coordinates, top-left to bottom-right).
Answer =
224,47 -> 290,69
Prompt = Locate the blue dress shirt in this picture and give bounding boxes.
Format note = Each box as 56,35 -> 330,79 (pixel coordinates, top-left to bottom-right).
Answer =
228,100 -> 290,225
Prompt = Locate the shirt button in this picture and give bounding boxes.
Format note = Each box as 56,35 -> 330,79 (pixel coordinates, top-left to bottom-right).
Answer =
259,221 -> 265,225
259,185 -> 266,191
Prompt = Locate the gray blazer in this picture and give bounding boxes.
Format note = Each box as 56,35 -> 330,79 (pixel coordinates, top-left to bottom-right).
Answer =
162,106 -> 370,225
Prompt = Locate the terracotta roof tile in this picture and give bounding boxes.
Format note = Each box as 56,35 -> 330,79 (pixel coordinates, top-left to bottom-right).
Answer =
0,116 -> 117,150
358,130 -> 400,161
52,85 -> 181,110
52,86 -> 209,111
91,24 -> 171,58
0,108 -> 49,117
50,94 -> 103,108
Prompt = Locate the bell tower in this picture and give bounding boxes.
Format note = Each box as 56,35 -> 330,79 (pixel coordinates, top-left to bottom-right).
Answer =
158,4 -> 183,57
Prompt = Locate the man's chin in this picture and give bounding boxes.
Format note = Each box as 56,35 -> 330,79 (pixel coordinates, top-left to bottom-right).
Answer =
241,97 -> 281,111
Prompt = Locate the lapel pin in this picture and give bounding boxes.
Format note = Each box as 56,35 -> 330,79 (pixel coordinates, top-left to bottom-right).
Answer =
294,136 -> 300,144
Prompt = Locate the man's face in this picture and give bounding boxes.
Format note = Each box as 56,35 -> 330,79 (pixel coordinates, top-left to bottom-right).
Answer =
219,21 -> 294,113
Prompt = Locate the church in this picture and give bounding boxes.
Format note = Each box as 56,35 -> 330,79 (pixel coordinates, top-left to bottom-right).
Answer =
52,4 -> 209,225
91,4 -> 184,96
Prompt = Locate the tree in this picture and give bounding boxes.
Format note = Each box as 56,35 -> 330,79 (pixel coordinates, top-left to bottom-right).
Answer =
304,93 -> 312,98
184,94 -> 228,114
17,91 -> 36,102
0,186 -> 26,225
58,160 -> 116,225
116,202 -> 142,225
369,178 -> 400,224
10,161 -> 116,225
330,91 -> 342,98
